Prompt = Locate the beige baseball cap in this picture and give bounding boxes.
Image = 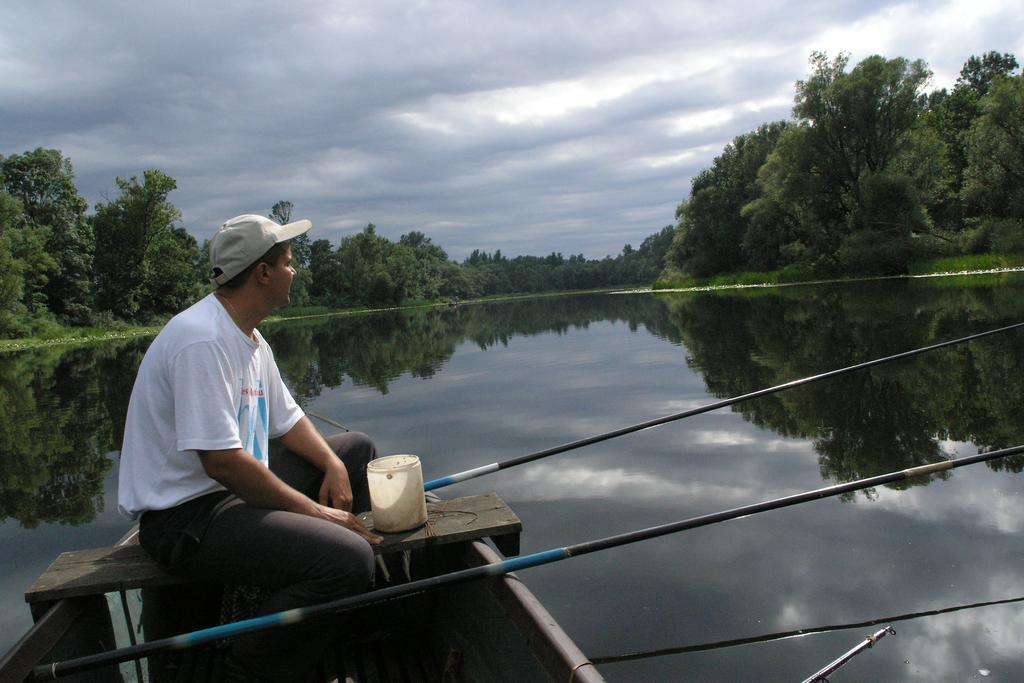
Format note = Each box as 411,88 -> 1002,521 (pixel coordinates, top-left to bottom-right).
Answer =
209,214 -> 312,286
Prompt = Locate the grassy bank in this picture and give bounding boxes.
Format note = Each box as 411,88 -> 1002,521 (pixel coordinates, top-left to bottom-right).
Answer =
0,324 -> 164,353
907,253 -> 1024,275
651,253 -> 1024,292
0,286 -> 636,353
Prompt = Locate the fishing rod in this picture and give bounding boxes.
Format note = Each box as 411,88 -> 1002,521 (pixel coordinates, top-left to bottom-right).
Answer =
591,594 -> 1024,664
423,321 -> 1024,491
801,626 -> 894,683
35,443 -> 1024,680
306,410 -> 350,432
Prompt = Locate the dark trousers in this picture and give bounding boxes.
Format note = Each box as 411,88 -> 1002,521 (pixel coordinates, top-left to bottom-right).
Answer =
140,431 -> 377,681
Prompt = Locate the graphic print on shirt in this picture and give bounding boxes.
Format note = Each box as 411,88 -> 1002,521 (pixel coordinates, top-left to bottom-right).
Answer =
237,379 -> 269,465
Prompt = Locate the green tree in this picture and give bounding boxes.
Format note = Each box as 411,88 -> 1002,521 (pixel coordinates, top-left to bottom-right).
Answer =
0,193 -> 32,335
925,51 -> 1019,229
399,231 -> 453,300
837,172 -> 930,272
334,224 -> 414,306
636,225 -> 676,280
961,73 -> 1024,234
308,238 -> 342,306
668,122 -> 789,276
958,52 -> 1020,92
269,200 -> 293,224
92,170 -> 192,319
749,53 -> 935,273
0,191 -> 57,336
0,148 -> 94,323
139,226 -> 206,315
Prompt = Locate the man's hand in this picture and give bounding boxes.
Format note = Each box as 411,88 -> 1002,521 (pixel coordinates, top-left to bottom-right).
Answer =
319,459 -> 354,511
315,503 -> 382,545
282,416 -> 361,511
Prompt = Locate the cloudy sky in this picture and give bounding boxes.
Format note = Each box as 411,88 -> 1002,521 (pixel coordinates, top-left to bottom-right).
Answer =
2,1 -> 1021,260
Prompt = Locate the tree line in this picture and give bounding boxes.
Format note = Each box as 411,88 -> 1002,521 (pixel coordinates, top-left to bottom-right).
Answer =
0,153 -> 673,339
666,51 -> 1024,279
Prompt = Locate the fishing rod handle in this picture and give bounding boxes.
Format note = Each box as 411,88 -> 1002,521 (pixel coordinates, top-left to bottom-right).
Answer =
801,626 -> 894,683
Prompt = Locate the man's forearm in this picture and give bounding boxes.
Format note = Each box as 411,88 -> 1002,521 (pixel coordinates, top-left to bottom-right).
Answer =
199,448 -> 318,515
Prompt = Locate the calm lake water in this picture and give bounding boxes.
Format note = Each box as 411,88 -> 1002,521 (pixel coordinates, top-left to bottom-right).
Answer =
4,275 -> 1024,680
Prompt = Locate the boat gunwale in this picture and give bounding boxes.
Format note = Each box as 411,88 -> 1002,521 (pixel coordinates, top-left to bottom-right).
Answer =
461,540 -> 605,683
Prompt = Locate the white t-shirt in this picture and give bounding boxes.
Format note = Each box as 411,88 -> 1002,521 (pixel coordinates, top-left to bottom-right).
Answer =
118,293 -> 304,519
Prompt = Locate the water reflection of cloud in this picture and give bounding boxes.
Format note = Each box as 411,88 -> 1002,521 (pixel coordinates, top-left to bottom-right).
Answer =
760,437 -> 816,454
688,430 -> 757,447
896,603 -> 1024,680
461,399 -> 752,446
873,474 -> 1024,534
776,601 -> 809,630
654,399 -> 709,413
507,462 -> 759,504
935,438 -> 976,457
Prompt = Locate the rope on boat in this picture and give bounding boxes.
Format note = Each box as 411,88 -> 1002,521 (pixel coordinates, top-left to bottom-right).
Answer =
34,443 -> 1024,680
423,321 -> 1024,491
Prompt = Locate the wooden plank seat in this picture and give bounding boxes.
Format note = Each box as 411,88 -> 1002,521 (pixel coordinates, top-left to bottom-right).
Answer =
25,492 -> 522,608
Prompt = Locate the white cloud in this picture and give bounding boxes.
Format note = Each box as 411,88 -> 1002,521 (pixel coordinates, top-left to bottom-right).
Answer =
667,107 -> 738,135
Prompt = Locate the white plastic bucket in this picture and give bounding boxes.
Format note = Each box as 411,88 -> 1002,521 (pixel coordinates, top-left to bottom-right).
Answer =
366,454 -> 428,532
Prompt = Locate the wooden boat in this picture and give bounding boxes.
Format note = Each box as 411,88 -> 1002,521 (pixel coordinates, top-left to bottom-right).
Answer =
1,493 -> 605,683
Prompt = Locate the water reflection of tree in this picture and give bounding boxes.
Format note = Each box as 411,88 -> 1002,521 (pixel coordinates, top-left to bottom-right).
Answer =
264,295 -> 672,401
664,279 -> 1024,494
0,341 -> 142,527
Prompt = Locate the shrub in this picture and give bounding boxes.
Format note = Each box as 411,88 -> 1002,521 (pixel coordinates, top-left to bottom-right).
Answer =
988,218 -> 1024,254
837,231 -> 915,275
